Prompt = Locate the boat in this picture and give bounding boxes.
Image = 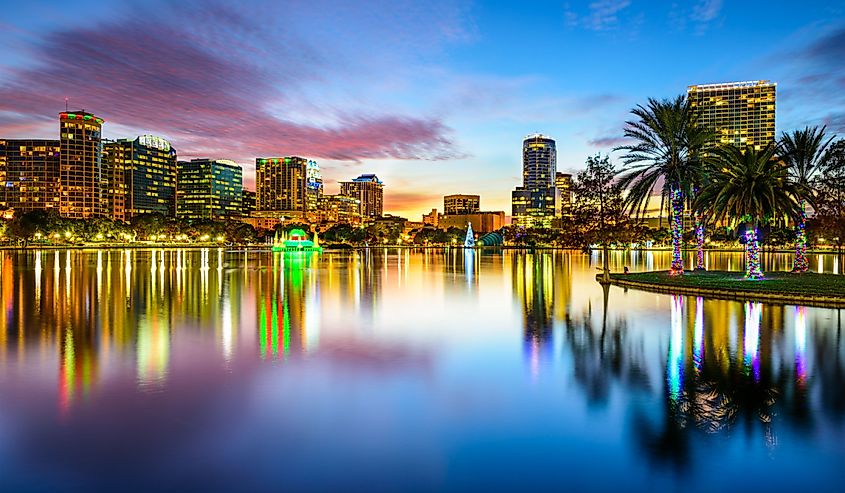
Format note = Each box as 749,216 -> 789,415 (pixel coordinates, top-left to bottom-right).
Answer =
271,228 -> 323,252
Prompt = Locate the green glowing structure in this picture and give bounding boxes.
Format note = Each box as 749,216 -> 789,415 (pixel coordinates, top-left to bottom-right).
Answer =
271,229 -> 322,252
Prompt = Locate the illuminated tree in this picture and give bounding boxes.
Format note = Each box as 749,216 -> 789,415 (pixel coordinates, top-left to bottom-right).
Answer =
616,95 -> 712,275
779,126 -> 836,272
695,144 -> 800,279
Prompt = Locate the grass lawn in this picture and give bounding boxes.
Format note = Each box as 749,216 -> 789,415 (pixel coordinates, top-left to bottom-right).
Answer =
611,270 -> 845,298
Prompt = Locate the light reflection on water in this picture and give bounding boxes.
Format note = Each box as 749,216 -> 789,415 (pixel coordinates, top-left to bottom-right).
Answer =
0,248 -> 843,491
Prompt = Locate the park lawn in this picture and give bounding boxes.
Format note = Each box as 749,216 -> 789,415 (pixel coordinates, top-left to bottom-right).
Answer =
612,270 -> 845,298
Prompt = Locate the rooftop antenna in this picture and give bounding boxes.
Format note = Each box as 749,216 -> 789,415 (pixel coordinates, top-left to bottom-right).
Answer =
64,97 -> 68,111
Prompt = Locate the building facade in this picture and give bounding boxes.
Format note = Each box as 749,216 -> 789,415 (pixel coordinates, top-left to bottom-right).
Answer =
512,134 -> 557,228
316,194 -> 362,225
422,208 -> 439,227
0,139 -> 61,213
340,174 -> 384,219
444,194 -> 480,215
59,111 -> 105,218
439,211 -> 505,234
687,80 -> 776,150
242,189 -> 256,216
104,135 -> 177,221
255,157 -> 322,214
176,159 -> 243,221
555,172 -> 572,216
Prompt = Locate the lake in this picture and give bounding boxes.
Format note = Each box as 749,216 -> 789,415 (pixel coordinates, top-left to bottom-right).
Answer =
0,248 -> 843,492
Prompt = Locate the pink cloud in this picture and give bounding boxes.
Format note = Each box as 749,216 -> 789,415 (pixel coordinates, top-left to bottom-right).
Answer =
0,2 -> 460,164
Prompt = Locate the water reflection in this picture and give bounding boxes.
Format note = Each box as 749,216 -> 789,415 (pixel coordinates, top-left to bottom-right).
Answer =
0,249 -> 843,490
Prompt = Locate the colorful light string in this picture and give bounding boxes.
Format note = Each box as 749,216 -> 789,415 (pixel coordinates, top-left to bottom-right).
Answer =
695,214 -> 705,270
793,200 -> 809,272
745,227 -> 763,279
670,188 -> 684,276
668,295 -> 684,405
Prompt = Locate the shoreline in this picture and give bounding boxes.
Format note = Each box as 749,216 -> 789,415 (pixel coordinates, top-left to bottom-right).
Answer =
605,270 -> 845,309
1,244 -> 844,254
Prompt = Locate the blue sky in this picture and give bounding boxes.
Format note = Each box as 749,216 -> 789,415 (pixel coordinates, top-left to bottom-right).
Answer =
1,0 -> 844,218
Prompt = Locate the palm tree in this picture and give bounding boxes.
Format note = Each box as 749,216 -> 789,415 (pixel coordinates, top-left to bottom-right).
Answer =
616,95 -> 712,275
695,144 -> 801,279
779,126 -> 836,272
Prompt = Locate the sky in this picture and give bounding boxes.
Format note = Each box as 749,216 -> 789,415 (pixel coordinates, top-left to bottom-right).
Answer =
1,0 -> 845,219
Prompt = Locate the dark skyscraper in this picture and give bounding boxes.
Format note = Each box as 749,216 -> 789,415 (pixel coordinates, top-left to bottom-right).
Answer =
59,111 -> 105,218
104,135 -> 178,221
0,139 -> 61,213
512,134 -> 556,228
176,159 -> 243,220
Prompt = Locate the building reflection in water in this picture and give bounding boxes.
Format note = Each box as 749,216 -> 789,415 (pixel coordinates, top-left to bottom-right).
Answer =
257,251 -> 320,360
0,248 -> 843,455
511,252 -> 572,379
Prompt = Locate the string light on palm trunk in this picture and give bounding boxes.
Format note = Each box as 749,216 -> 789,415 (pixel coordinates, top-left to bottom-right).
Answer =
745,227 -> 763,280
794,200 -> 809,272
670,188 -> 684,276
695,215 -> 705,270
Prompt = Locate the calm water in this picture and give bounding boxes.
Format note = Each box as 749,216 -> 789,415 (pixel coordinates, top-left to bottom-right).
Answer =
0,248 -> 843,492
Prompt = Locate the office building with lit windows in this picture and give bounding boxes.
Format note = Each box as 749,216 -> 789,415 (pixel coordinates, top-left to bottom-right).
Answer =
555,172 -> 572,216
512,134 -> 557,228
242,189 -> 256,216
255,157 -> 321,214
687,80 -> 776,150
340,174 -> 384,219
176,159 -> 243,220
104,135 -> 177,221
316,194 -> 363,225
0,139 -> 61,213
59,111 -> 105,218
444,194 -> 480,215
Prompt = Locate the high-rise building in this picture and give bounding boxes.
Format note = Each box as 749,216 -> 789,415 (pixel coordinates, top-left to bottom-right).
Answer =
306,159 -> 323,212
59,111 -> 105,218
176,159 -> 243,221
444,194 -> 480,215
242,189 -> 256,216
316,194 -> 362,225
687,80 -> 776,150
104,135 -> 177,221
255,157 -> 321,214
512,134 -> 557,228
0,139 -> 61,213
555,172 -> 572,216
340,174 -> 384,219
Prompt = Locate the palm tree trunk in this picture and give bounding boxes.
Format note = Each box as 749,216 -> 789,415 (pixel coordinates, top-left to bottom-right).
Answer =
745,225 -> 763,279
695,214 -> 705,270
792,199 -> 809,273
670,188 -> 684,275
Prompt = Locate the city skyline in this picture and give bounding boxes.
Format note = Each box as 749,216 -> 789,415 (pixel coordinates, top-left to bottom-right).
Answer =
1,1 -> 844,219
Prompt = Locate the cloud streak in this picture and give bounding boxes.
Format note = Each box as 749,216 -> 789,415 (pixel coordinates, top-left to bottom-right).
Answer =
0,0 -> 463,164
565,0 -> 632,31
